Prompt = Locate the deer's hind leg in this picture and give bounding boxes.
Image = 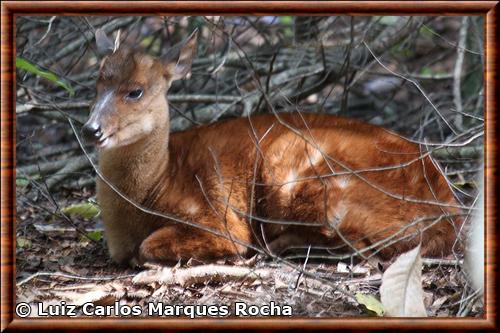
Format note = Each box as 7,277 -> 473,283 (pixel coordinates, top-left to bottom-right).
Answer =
261,167 -> 392,259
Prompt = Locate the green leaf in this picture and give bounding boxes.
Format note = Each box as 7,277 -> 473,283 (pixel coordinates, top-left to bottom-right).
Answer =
280,16 -> 293,26
17,237 -> 32,249
140,36 -> 162,54
140,35 -> 154,47
356,293 -> 384,316
420,67 -> 433,76
378,16 -> 400,26
453,181 -> 469,188
16,57 -> 75,96
420,67 -> 447,77
419,26 -> 435,39
61,202 -> 100,220
278,16 -> 294,39
462,67 -> 483,97
86,230 -> 104,242
16,177 -> 30,188
390,44 -> 414,58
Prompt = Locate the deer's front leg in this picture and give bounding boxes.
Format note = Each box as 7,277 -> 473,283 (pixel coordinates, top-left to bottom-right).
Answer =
138,224 -> 250,266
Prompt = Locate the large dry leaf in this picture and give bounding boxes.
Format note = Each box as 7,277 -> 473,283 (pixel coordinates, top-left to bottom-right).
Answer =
380,245 -> 427,317
464,189 -> 484,295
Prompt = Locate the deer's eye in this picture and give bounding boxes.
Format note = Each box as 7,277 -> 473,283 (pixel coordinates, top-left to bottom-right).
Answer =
126,89 -> 143,100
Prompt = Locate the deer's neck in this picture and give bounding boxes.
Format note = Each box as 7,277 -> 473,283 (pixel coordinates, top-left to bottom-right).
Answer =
98,124 -> 170,202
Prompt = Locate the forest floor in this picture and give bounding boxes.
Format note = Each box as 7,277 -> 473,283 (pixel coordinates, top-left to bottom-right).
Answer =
15,186 -> 483,319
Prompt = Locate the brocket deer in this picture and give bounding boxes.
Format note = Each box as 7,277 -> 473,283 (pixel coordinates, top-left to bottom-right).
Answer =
82,29 -> 463,266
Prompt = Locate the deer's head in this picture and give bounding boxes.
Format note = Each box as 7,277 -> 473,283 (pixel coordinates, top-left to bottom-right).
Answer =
82,29 -> 198,149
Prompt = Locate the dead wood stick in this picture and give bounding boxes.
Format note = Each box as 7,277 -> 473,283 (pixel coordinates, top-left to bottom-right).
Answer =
432,146 -> 482,159
422,258 -> 463,267
45,155 -> 94,190
132,264 -> 272,287
17,153 -> 96,176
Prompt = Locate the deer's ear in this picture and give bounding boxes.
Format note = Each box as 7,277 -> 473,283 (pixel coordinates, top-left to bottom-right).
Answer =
162,29 -> 198,82
95,29 -> 115,56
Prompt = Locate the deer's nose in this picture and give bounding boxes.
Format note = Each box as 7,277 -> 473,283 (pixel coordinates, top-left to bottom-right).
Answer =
82,122 -> 103,143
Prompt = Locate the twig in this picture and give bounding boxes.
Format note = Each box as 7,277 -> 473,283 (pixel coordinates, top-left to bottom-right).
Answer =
453,17 -> 469,131
17,271 -> 135,287
33,16 -> 56,46
40,17 -> 137,68
16,101 -> 90,113
421,258 -> 463,267
421,23 -> 482,56
17,95 -> 240,114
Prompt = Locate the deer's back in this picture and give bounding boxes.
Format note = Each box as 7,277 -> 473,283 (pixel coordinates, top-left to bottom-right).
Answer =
166,113 -> 460,258
169,113 -> 457,207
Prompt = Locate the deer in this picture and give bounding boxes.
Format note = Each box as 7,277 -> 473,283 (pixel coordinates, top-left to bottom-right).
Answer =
82,29 -> 464,267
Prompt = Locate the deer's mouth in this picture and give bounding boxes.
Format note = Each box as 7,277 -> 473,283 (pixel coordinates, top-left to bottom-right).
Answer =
97,133 -> 114,148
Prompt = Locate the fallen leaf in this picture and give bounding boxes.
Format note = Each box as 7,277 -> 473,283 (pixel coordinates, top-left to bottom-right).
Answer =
59,285 -> 116,306
85,230 -> 104,242
337,262 -> 371,275
16,177 -> 30,188
17,237 -> 32,249
430,295 -> 448,314
380,245 -> 427,317
274,276 -> 288,289
355,293 -> 384,316
61,202 -> 100,220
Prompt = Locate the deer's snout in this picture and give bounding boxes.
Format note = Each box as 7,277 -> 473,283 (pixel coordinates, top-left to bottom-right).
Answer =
82,121 -> 103,143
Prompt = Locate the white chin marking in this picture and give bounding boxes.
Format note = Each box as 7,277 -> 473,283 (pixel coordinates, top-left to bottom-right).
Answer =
97,137 -> 111,149
142,117 -> 154,133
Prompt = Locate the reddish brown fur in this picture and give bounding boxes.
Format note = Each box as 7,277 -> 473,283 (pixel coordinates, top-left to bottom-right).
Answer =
85,31 -> 463,266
